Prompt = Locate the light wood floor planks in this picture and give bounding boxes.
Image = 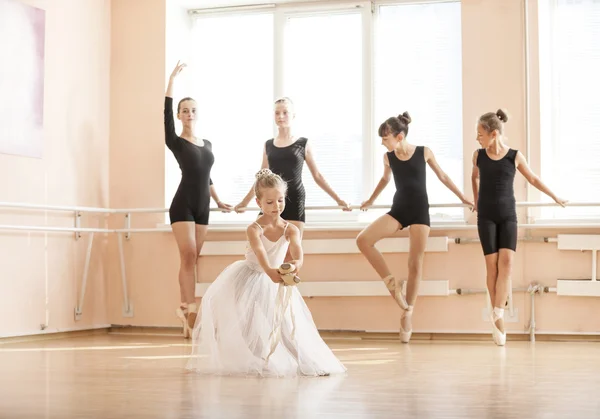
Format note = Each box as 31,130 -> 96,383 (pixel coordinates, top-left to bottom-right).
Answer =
1,332 -> 599,418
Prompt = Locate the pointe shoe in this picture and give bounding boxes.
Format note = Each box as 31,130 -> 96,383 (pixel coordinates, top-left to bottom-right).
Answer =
187,303 -> 198,335
382,275 -> 408,310
175,305 -> 190,339
397,278 -> 408,306
485,290 -> 497,344
489,314 -> 498,345
383,274 -> 394,292
400,306 -> 413,343
491,309 -> 506,346
279,263 -> 301,286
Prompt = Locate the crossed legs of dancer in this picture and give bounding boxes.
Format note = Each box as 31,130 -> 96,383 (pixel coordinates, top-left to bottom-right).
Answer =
484,249 -> 513,346
356,214 -> 430,342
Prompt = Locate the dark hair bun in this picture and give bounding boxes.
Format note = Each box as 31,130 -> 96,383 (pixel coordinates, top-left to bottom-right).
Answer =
397,112 -> 412,125
496,109 -> 508,123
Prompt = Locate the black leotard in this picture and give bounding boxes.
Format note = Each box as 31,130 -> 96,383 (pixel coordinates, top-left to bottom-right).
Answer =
164,96 -> 214,225
265,138 -> 307,222
476,148 -> 518,255
386,146 -> 430,229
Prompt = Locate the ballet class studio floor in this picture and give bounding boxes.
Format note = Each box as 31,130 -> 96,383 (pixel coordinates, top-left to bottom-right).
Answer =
1,330 -> 599,419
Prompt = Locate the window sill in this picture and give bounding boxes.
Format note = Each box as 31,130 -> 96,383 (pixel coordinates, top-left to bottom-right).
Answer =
530,218 -> 600,226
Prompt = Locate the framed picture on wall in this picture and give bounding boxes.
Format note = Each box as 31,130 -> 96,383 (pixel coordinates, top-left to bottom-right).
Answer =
0,0 -> 45,159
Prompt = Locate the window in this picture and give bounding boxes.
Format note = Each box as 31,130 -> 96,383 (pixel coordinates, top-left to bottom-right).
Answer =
165,12 -> 274,224
283,11 -> 365,219
373,2 -> 464,221
539,0 -> 600,219
166,2 -> 464,227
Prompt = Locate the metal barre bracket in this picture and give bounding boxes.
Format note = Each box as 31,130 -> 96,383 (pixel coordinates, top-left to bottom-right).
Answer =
74,211 -> 81,240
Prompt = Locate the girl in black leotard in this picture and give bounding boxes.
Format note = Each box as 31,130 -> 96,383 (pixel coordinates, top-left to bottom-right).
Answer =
357,112 -> 472,343
471,109 -> 566,346
234,97 -> 351,236
165,61 -> 232,338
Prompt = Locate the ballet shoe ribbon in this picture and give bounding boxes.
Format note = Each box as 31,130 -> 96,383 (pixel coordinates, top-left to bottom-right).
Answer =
264,283 -> 297,364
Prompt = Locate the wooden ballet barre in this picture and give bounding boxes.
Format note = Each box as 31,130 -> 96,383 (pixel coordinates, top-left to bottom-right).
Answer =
0,201 -> 113,214
0,225 -> 111,233
2,222 -> 600,235
216,201 -> 600,212
2,201 -> 599,215
111,223 -> 600,235
1,201 -> 600,236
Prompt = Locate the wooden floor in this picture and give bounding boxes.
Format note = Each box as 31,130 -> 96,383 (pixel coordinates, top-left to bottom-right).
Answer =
1,332 -> 599,419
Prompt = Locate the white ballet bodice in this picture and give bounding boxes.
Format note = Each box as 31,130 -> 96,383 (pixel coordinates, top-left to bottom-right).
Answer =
244,225 -> 290,272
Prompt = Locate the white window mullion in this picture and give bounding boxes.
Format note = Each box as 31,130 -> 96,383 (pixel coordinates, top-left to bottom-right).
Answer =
362,2 -> 375,209
273,8 -> 285,115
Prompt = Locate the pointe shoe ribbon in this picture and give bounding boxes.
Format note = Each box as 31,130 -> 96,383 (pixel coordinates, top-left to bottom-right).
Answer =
265,263 -> 299,364
382,275 -> 408,310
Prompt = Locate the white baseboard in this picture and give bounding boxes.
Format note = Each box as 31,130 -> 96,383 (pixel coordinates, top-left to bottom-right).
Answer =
0,324 -> 111,340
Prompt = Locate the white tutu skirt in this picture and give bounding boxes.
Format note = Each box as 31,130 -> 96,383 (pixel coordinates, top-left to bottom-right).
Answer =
186,260 -> 346,378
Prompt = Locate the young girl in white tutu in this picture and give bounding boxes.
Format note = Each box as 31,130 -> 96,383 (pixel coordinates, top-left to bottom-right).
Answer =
186,169 -> 346,378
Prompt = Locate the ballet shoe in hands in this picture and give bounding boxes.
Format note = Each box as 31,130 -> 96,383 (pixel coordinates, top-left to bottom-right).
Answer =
279,263 -> 301,286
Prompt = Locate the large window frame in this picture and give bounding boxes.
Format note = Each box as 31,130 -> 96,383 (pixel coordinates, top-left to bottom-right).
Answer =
164,0 -> 467,229
535,0 -> 600,223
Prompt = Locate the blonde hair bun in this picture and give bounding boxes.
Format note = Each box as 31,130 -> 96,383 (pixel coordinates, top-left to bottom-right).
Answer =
255,168 -> 273,180
254,169 -> 288,199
